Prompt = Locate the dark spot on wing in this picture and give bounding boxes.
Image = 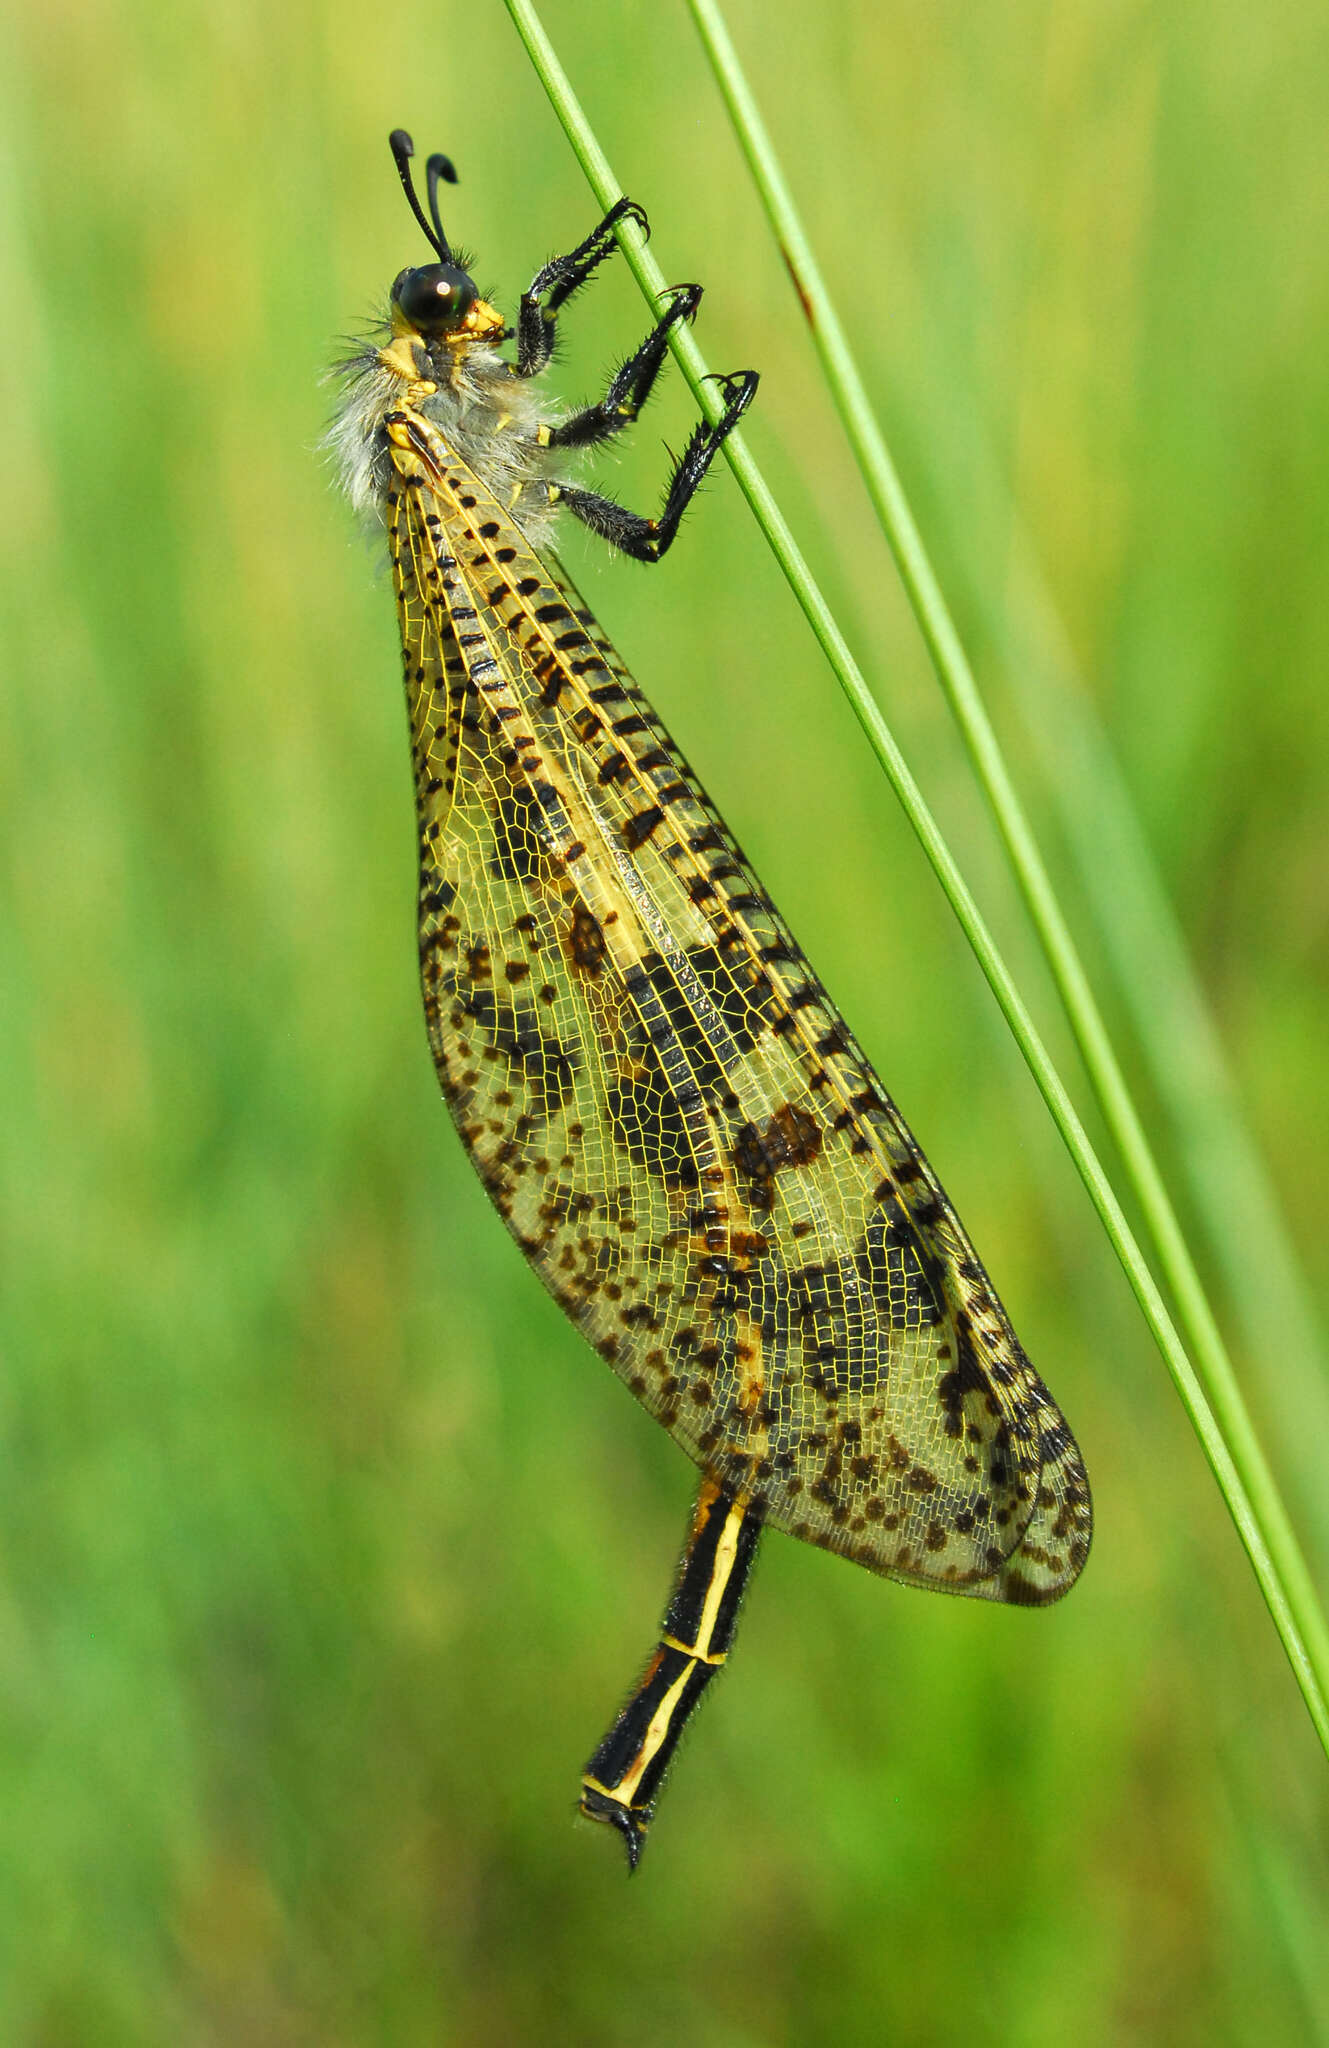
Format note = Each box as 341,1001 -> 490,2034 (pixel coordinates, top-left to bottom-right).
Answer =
607,1052 -> 698,1187
490,786 -> 552,884
565,900 -> 607,975
619,944 -> 767,1095
936,1314 -> 992,1439
455,985 -> 577,1118
732,1102 -> 824,1210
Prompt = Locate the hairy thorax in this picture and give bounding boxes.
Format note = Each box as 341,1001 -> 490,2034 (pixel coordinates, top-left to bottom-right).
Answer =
329,314 -> 566,549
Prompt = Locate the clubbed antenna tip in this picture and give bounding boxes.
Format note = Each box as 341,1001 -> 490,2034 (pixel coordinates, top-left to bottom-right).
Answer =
388,127 -> 460,264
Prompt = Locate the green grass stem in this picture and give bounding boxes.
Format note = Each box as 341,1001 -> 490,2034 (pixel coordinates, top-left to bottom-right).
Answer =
986,532 -> 1329,1545
503,0 -> 1329,1756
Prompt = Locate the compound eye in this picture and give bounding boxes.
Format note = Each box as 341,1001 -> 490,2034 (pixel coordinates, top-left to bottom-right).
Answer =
393,263 -> 478,331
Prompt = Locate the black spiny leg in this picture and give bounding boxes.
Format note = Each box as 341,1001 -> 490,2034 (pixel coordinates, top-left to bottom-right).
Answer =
542,285 -> 703,453
516,197 -> 650,377
557,368 -> 759,563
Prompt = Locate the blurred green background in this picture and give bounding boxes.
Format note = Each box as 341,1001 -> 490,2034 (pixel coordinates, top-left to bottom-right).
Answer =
3,0 -> 1328,2040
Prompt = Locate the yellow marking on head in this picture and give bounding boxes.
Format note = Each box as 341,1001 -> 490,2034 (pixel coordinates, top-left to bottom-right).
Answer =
461,297 -> 506,343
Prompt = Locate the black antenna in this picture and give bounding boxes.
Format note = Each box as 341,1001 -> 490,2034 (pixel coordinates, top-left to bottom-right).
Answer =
388,130 -> 457,264
426,153 -> 458,256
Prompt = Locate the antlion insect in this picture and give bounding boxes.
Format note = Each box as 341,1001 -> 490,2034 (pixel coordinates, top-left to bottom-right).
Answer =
331,129 -> 1092,1870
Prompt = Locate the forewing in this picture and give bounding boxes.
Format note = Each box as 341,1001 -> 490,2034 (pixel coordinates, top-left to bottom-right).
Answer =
385,417 -> 1091,1606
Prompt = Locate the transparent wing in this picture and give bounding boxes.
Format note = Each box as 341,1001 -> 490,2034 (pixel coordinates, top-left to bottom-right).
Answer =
386,418 -> 1091,1606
